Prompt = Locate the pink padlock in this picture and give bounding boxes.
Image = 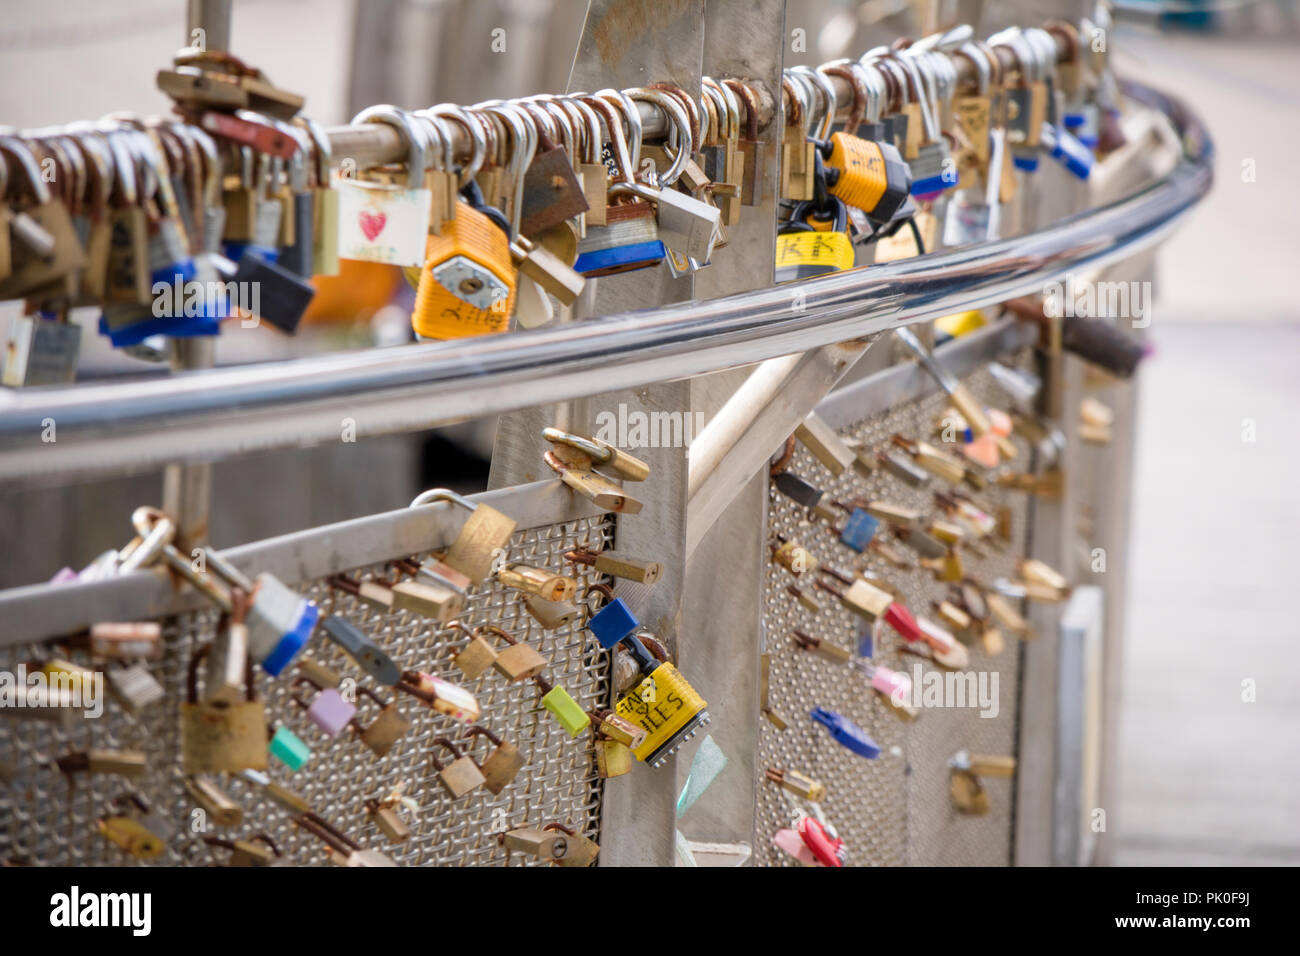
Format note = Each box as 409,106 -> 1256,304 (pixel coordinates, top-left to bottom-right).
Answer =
870,664 -> 911,704
773,828 -> 820,866
292,677 -> 357,737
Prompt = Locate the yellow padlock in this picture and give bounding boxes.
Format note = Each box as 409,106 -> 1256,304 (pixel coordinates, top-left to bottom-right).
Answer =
411,200 -> 516,340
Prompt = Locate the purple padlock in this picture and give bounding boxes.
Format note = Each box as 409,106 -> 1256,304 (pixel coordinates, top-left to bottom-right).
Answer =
294,677 -> 357,737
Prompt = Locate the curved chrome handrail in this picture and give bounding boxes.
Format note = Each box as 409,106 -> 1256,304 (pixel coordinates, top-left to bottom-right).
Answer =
0,80 -> 1211,481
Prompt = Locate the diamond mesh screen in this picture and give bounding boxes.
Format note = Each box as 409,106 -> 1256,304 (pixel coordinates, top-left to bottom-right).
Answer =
756,357 -> 1032,867
0,513 -> 614,867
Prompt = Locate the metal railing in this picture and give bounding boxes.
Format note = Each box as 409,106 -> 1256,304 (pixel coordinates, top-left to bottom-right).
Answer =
0,80 -> 1211,483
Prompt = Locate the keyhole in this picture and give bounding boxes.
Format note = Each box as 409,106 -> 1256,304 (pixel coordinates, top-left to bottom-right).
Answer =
459,277 -> 484,295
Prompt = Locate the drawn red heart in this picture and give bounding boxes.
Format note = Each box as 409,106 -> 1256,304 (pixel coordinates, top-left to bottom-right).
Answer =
358,210 -> 387,241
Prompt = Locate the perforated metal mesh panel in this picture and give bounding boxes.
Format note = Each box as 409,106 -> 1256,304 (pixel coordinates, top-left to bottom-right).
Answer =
756,358 -> 1033,867
0,514 -> 614,866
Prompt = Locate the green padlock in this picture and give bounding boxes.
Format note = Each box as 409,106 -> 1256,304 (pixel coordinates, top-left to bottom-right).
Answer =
535,678 -> 590,737
268,725 -> 311,771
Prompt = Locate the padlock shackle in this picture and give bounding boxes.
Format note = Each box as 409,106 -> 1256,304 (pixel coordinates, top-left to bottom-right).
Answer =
542,821 -> 575,836
186,635 -> 257,705
288,674 -> 323,709
477,623 -> 517,647
428,736 -> 466,771
409,487 -> 475,512
463,724 -> 503,748
294,811 -> 359,854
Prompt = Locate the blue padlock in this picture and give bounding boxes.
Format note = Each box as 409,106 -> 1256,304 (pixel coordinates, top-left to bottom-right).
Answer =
587,597 -> 640,650
811,707 -> 880,759
857,625 -> 874,659
1039,123 -> 1093,181
839,508 -> 880,554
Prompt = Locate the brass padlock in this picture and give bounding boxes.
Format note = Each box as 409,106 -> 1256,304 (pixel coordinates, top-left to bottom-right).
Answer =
366,793 -> 412,843
589,709 -> 647,750
185,776 -> 243,827
497,563 -> 577,602
449,621 -> 500,680
430,737 -> 486,799
596,739 -> 633,778
180,637 -> 268,774
545,822 -> 599,867
564,548 -> 662,585
522,593 -> 582,630
465,725 -> 525,794
391,579 -> 464,623
95,793 -> 168,859
204,832 -> 284,866
483,624 -> 548,682
410,488 -> 517,586
350,687 -> 411,758
865,500 -> 923,528
950,769 -> 989,815
765,767 -> 827,802
772,538 -> 817,576
502,826 -> 567,862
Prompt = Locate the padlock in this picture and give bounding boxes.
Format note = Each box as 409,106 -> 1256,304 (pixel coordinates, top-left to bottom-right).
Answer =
205,593 -> 251,705
429,737 -> 486,799
1019,558 -> 1069,593
391,579 -> 464,623
950,769 -> 989,814
132,512 -> 317,679
328,573 -> 395,611
596,738 -> 633,778
585,595 -> 640,650
2,313 -> 81,387
318,613 -> 400,686
96,793 -> 168,860
496,564 -> 577,603
880,449 -> 930,487
772,538 -> 818,576
86,621 -> 162,660
222,833 -> 285,867
811,707 -> 880,759
409,488 -> 517,585
607,180 -> 719,266
294,811 -> 396,866
185,776 -> 243,827
56,748 -> 147,777
464,725 -> 525,795
290,676 -> 357,737
864,500 -> 923,528
892,434 -> 966,484
564,548 -> 663,586
816,573 -> 892,623
523,593 -> 582,630
106,662 -> 165,714
765,767 -> 827,802
794,411 -> 868,478
818,131 -> 911,222
411,190 -> 517,339
775,199 -> 853,283
797,814 -> 845,867
772,471 -> 838,521
180,639 -> 267,774
397,670 -> 480,723
482,625 -> 548,682
611,634 -> 710,769
450,622 -> 500,679
898,525 -> 948,560
792,629 -> 851,664
544,823 -> 599,868
502,826 -> 567,862
350,687 -> 412,757
839,507 -> 880,553
0,136 -> 86,300
268,724 -> 311,771
532,676 -> 590,736
588,708 -> 648,750
366,797 -> 411,843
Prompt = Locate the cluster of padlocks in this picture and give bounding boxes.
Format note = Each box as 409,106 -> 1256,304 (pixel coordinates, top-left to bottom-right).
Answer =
28,427 -> 724,866
758,327 -> 1078,865
0,17 -> 1115,386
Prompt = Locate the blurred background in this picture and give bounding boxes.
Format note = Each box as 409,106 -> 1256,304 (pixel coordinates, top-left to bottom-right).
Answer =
0,0 -> 1296,865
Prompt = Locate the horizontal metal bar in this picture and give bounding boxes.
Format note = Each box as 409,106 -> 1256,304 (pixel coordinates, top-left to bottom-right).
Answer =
0,80 -> 1210,484
0,480 -> 604,646
816,317 -> 1038,430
